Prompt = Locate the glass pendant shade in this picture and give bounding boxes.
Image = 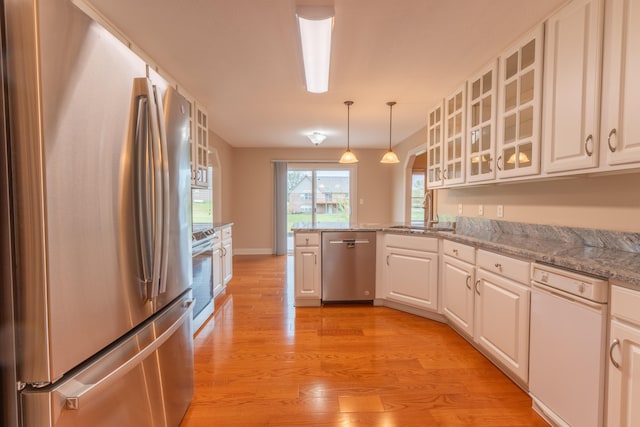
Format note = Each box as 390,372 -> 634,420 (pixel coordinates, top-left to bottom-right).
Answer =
507,151 -> 530,164
380,150 -> 400,163
339,149 -> 358,163
339,100 -> 358,163
380,101 -> 400,164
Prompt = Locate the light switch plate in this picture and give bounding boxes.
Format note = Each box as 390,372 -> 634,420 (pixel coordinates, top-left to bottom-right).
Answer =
497,205 -> 504,217
478,204 -> 484,216
458,204 -> 463,215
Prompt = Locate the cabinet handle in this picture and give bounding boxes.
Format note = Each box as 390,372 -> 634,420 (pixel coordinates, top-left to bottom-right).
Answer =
314,254 -> 317,265
609,338 -> 621,369
475,280 -> 481,295
584,134 -> 593,157
488,157 -> 493,173
443,168 -> 447,179
305,237 -> 309,245
386,255 -> 390,266
607,128 -> 617,153
494,263 -> 502,271
452,249 -> 459,256
496,155 -> 503,171
436,170 -> 441,180
466,275 -> 471,290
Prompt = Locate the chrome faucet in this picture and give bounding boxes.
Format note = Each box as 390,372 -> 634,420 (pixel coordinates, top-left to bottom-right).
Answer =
422,190 -> 439,227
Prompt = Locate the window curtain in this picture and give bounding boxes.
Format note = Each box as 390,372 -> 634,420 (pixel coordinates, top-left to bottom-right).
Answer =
273,161 -> 288,255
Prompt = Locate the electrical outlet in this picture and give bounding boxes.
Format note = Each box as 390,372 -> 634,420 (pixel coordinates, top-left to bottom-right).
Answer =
458,204 -> 463,215
478,204 -> 484,216
497,205 -> 504,218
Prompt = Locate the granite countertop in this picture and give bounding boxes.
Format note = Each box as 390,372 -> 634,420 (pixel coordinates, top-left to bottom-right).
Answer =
294,218 -> 640,289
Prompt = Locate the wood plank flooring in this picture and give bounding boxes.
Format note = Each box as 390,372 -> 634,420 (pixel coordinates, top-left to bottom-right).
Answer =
181,255 -> 547,426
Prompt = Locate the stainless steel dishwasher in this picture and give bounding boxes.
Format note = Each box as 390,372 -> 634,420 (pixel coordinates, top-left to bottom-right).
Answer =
321,231 -> 376,302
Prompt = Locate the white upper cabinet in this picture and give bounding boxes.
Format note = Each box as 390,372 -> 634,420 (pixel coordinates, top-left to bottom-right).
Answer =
600,0 -> 640,168
443,85 -> 467,186
466,61 -> 498,183
427,102 -> 445,189
192,103 -> 209,187
543,0 -> 604,174
496,25 -> 544,179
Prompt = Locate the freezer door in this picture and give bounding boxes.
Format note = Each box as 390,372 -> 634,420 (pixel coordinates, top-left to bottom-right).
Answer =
21,295 -> 194,427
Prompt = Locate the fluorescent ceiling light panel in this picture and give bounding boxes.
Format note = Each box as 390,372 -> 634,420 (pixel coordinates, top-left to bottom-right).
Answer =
297,6 -> 334,93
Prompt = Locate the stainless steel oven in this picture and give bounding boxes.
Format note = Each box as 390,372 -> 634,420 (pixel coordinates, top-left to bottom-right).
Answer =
191,226 -> 216,333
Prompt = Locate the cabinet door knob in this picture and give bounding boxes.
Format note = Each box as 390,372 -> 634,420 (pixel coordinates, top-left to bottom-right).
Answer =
452,249 -> 459,256
584,134 -> 594,157
494,263 -> 502,271
607,128 -> 617,153
609,338 -> 621,369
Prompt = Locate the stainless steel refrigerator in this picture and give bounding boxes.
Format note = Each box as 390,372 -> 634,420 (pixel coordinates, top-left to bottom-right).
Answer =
3,0 -> 194,425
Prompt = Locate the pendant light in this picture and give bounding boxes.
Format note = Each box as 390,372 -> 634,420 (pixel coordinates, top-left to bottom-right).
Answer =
380,101 -> 400,164
339,100 -> 358,163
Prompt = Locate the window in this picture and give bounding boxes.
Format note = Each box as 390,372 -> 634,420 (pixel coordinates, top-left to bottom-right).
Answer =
408,151 -> 428,224
287,164 -> 356,252
411,171 -> 425,223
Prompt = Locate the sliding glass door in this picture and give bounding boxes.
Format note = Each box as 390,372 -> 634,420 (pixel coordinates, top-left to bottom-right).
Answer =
287,165 -> 355,252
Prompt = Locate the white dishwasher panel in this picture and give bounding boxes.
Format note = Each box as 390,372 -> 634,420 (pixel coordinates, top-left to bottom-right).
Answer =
529,280 -> 607,427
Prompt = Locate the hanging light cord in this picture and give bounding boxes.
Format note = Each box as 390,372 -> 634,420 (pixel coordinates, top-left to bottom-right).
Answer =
345,100 -> 353,150
388,101 -> 396,151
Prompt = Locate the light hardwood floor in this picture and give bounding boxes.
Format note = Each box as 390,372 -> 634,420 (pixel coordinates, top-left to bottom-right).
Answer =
181,255 -> 547,426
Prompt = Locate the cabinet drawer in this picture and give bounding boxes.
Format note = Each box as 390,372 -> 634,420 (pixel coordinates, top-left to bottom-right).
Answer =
477,249 -> 530,284
611,285 -> 640,325
384,234 -> 438,252
295,232 -> 320,247
443,240 -> 475,264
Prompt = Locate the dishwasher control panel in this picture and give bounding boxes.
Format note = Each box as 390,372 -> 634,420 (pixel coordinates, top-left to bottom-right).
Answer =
531,263 -> 608,303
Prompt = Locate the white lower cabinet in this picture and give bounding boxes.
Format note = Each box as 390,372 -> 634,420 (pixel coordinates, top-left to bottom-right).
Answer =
474,250 -> 531,385
293,232 -> 321,306
222,227 -> 233,285
212,237 -> 224,298
380,234 -> 439,312
607,285 -> 640,427
442,241 -> 476,337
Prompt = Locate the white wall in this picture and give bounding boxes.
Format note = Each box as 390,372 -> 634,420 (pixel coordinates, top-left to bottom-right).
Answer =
391,128 -> 640,233
230,147 -> 395,254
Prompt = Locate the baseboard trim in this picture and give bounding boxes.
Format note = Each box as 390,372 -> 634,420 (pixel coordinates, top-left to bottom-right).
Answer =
233,248 -> 274,255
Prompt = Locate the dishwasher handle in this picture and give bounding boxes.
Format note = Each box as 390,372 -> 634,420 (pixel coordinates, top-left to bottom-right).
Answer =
328,239 -> 371,247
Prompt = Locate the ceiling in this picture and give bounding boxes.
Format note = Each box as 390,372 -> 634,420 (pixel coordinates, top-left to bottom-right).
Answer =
85,0 -> 567,149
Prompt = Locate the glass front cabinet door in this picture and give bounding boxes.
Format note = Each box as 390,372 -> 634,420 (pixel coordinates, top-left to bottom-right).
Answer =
443,85 -> 467,186
496,25 -> 544,179
427,102 -> 444,189
467,60 -> 497,183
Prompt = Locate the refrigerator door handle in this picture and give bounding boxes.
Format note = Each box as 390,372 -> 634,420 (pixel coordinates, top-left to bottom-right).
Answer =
133,78 -> 162,300
133,91 -> 153,299
152,85 -> 170,295
59,299 -> 194,410
145,79 -> 163,300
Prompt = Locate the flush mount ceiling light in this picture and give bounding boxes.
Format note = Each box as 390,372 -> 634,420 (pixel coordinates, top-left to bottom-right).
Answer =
339,100 -> 358,163
296,6 -> 334,93
307,131 -> 327,146
380,101 -> 400,164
